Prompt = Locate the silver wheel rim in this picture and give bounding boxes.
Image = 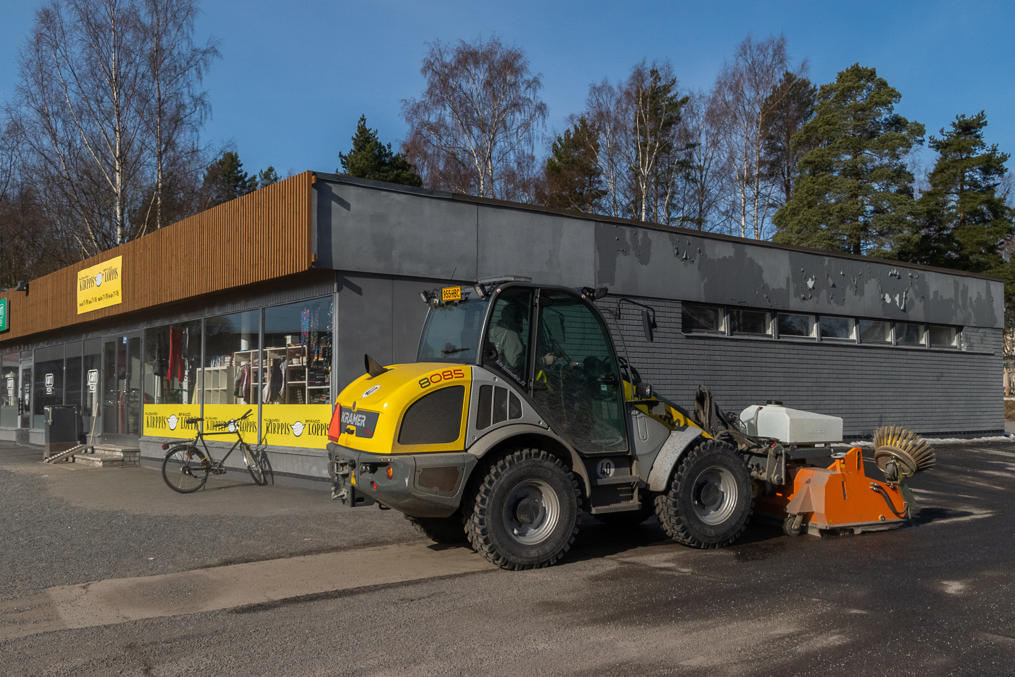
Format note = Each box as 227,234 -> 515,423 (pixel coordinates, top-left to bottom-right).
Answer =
691,466 -> 738,526
503,479 -> 560,545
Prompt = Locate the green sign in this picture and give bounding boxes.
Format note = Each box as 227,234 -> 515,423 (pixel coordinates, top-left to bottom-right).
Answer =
0,298 -> 7,332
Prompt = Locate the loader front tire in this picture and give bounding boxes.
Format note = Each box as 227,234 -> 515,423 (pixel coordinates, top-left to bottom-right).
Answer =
467,448 -> 579,570
655,440 -> 753,548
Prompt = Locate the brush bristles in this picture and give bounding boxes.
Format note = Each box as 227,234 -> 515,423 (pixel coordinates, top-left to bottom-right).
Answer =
873,425 -> 936,476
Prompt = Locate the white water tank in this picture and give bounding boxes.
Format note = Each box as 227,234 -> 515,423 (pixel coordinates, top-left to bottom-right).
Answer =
739,403 -> 843,445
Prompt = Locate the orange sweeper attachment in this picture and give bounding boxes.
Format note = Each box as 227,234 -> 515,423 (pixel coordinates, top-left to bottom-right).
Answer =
759,427 -> 936,536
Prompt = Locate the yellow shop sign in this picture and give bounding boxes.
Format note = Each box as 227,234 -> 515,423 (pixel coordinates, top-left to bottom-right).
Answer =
143,404 -> 201,439
202,405 -> 259,442
262,404 -> 332,450
77,256 -> 123,314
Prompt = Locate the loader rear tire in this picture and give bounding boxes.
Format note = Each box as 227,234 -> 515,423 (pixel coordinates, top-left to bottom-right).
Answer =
655,440 -> 753,548
467,448 -> 579,570
406,514 -> 467,544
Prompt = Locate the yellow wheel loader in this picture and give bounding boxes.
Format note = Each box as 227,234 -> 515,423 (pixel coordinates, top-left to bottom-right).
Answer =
327,280 -> 933,569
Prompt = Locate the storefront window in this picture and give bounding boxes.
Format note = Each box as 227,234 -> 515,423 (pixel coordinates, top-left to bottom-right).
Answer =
819,316 -> 854,341
896,322 -> 925,347
777,313 -> 812,338
82,339 -> 101,427
682,302 -> 722,334
263,297 -> 333,404
65,342 -> 82,414
928,324 -> 959,348
730,308 -> 771,336
144,321 -> 201,405
859,319 -> 891,344
203,311 -> 260,405
1,349 -> 18,428
33,345 -> 64,428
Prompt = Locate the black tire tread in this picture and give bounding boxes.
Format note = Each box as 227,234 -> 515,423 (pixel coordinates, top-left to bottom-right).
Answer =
654,440 -> 753,549
242,444 -> 267,486
161,445 -> 210,493
466,448 -> 579,570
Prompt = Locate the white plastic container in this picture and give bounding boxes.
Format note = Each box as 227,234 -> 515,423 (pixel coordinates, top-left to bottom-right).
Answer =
739,403 -> 843,445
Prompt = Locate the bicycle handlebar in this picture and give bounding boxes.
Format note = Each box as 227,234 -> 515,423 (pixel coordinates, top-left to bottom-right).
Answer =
211,409 -> 254,430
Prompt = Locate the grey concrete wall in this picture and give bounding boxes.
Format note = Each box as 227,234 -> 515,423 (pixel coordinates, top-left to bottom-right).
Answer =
314,177 -> 1004,330
599,296 -> 1004,436
317,176 -> 1006,436
335,274 -> 453,389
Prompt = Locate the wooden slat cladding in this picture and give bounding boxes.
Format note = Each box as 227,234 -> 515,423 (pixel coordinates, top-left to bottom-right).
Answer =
0,171 -> 313,344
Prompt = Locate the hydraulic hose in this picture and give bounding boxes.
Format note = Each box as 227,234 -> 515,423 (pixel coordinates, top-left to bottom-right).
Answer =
870,483 -> 909,519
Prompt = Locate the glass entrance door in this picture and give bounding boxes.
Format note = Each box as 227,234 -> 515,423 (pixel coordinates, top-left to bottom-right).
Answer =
101,334 -> 142,440
19,362 -> 31,429
83,339 -> 101,438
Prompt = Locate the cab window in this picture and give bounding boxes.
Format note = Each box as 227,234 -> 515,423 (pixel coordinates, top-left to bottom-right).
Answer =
484,288 -> 532,385
532,290 -> 627,453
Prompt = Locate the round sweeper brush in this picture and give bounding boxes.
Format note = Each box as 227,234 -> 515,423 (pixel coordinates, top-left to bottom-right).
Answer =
872,426 -> 935,479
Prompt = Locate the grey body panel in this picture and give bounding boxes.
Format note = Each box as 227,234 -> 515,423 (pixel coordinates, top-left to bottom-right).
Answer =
327,443 -> 476,518
628,408 -> 672,480
465,366 -> 548,446
464,366 -> 592,496
647,427 -> 706,492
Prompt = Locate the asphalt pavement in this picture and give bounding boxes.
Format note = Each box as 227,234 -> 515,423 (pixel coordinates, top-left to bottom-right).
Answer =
0,439 -> 1013,675
0,442 -> 416,599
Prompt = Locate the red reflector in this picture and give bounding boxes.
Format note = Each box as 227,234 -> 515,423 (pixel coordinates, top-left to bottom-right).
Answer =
327,403 -> 343,443
161,443 -> 168,450
371,481 -> 378,490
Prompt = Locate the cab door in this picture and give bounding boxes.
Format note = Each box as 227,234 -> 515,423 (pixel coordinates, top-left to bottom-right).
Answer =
530,289 -> 628,454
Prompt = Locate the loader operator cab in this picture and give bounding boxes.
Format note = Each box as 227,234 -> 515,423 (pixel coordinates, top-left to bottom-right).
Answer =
417,282 -> 628,454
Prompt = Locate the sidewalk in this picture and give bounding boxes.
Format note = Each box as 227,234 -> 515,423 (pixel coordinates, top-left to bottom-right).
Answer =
0,441 -> 417,601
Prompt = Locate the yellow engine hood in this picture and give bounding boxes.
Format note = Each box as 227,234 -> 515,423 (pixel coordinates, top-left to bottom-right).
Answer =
333,362 -> 472,454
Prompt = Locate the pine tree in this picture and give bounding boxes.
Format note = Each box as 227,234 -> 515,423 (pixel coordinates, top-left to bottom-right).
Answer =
773,64 -> 924,255
257,166 -> 281,189
201,151 -> 257,208
338,115 -> 421,187
536,117 -> 605,214
897,112 -> 1012,273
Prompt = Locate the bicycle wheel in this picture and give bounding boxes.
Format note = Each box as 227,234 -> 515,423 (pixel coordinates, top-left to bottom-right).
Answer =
256,447 -> 274,485
241,443 -> 267,486
162,445 -> 210,493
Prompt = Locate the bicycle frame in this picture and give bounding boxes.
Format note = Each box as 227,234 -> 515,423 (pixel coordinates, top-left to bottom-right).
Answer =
162,409 -> 268,492
188,426 -> 251,471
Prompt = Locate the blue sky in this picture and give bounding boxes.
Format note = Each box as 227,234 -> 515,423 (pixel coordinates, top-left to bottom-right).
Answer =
2,0 -> 1014,179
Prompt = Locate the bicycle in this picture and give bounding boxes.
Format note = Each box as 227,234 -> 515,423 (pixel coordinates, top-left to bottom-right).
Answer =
161,409 -> 268,493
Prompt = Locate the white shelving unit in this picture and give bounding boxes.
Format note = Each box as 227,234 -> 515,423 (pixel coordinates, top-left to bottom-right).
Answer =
214,345 -> 330,405
195,365 -> 231,404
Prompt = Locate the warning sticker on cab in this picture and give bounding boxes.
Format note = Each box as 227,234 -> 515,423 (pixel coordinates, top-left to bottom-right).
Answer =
441,286 -> 462,302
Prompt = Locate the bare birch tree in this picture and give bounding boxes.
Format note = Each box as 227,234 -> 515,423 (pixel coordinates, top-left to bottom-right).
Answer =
676,92 -> 727,231
713,35 -> 804,240
402,37 -> 547,201
0,121 -> 74,287
581,61 -> 690,226
137,0 -> 216,234
583,80 -> 628,218
11,0 -> 215,258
